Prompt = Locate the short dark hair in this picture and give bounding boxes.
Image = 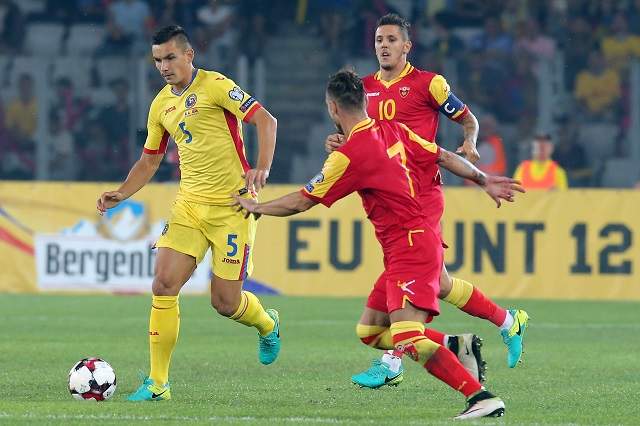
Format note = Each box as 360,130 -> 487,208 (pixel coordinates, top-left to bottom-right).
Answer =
152,25 -> 190,48
376,13 -> 411,40
327,69 -> 365,112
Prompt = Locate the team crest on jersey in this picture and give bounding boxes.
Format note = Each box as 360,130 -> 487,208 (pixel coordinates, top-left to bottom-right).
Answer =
304,172 -> 324,192
185,93 -> 197,109
228,86 -> 244,101
399,86 -> 410,98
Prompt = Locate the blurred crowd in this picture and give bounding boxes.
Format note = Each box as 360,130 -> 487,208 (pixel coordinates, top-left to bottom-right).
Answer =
0,0 -> 638,187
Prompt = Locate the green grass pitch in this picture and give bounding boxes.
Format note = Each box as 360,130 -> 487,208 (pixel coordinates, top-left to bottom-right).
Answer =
1,294 -> 639,425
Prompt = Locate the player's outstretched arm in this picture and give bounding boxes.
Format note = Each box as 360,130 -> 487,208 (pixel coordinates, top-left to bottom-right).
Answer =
437,149 -> 524,207
96,152 -> 163,214
454,111 -> 480,164
233,192 -> 317,218
245,107 -> 277,193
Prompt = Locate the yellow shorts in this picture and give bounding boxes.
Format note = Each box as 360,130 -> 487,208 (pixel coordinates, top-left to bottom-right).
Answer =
155,198 -> 257,281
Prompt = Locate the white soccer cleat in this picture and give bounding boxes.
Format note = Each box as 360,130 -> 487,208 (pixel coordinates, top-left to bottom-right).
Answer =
453,390 -> 505,420
447,333 -> 487,383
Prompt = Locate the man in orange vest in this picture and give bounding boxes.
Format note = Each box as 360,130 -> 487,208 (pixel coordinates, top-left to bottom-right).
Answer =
514,133 -> 568,190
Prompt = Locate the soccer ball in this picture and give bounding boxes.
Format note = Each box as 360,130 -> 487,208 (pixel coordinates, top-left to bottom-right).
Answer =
68,357 -> 117,401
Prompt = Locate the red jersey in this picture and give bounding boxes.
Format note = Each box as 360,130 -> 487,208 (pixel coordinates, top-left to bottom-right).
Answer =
301,118 -> 440,247
363,62 -> 469,233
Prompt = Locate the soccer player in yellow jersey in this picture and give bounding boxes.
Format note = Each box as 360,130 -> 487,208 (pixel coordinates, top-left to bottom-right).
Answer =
96,25 -> 280,402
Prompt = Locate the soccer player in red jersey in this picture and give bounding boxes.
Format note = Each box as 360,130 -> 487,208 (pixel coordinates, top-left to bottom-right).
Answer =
327,15 -> 529,387
235,70 -> 523,419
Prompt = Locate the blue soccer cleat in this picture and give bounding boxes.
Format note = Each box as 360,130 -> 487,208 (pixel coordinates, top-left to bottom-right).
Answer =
127,376 -> 171,402
501,309 -> 530,368
258,308 -> 281,365
351,359 -> 404,389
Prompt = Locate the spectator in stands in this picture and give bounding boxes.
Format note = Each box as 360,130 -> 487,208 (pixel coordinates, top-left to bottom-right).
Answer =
98,78 -> 131,176
601,14 -> 640,73
458,50 -> 505,116
104,0 -> 153,54
500,0 -> 529,35
51,77 -> 91,134
562,16 -> 598,89
4,73 -> 36,179
514,133 -> 568,190
152,0 -> 199,29
476,114 -> 507,176
196,0 -> 237,69
515,18 -> 556,65
78,120 -> 114,181
574,51 -> 621,119
48,111 -> 77,181
470,16 -> 513,57
0,0 -> 25,53
552,118 -> 592,187
428,17 -> 466,63
501,53 -> 537,123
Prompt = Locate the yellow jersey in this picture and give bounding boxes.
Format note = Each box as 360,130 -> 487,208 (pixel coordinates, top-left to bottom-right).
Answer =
144,69 -> 262,204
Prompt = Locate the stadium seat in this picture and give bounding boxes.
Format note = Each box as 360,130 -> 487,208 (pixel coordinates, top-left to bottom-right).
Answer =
52,57 -> 91,91
600,158 -> 639,188
576,123 -> 619,163
24,23 -> 65,56
67,24 -> 105,55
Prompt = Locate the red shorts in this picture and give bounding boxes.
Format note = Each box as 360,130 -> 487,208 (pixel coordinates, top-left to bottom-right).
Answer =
420,186 -> 446,248
366,227 -> 443,317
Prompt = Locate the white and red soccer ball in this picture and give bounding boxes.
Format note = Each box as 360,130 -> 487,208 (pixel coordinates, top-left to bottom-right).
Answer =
68,358 -> 116,401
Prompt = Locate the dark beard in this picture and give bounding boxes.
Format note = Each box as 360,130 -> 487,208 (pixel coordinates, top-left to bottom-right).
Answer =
380,63 -> 394,71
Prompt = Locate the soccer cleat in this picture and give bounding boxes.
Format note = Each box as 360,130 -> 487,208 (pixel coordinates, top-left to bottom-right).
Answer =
127,376 -> 171,402
447,334 -> 487,383
453,390 -> 505,420
258,308 -> 281,365
501,309 -> 530,368
351,359 -> 404,389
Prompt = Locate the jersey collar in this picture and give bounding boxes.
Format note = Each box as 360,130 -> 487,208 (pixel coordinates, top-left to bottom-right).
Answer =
374,62 -> 414,89
347,117 -> 375,139
170,68 -> 199,96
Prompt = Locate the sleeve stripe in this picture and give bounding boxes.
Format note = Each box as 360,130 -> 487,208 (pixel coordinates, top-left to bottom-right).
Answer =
242,102 -> 262,123
224,110 -> 251,172
143,131 -> 170,154
451,106 -> 469,122
300,188 -> 330,207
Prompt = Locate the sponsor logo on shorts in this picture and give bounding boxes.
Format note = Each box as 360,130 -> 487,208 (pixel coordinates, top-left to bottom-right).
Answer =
161,223 -> 169,235
239,97 -> 256,113
228,86 -> 244,101
397,279 -> 415,294
222,257 -> 241,264
185,93 -> 197,109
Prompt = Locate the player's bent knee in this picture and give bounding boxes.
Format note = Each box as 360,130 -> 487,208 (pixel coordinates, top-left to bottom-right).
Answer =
152,274 -> 180,296
210,298 -> 237,317
356,323 -> 393,350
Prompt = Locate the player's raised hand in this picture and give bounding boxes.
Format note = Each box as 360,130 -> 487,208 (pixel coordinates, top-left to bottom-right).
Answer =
483,176 -> 525,208
456,139 -> 480,164
325,133 -> 346,153
243,168 -> 270,194
232,194 -> 261,219
96,191 -> 126,215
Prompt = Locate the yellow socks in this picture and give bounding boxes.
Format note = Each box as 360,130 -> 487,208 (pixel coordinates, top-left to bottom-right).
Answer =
149,295 -> 180,386
443,277 -> 474,308
356,324 -> 394,349
230,291 -> 275,336
390,321 -> 440,365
